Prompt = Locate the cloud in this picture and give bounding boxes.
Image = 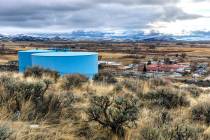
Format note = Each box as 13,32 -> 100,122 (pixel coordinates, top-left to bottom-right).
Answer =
92,0 -> 180,5
159,6 -> 202,21
0,0 -> 204,33
192,0 -> 210,2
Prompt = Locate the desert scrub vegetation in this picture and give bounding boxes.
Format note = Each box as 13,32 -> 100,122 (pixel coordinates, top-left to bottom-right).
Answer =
87,94 -> 139,137
93,71 -> 117,84
61,74 -> 88,90
183,85 -> 203,97
140,121 -> 204,140
122,79 -> 143,92
148,78 -> 170,88
0,125 -> 12,140
191,101 -> 210,124
0,75 -> 77,122
24,66 -> 60,81
144,87 -> 189,109
0,72 -> 210,139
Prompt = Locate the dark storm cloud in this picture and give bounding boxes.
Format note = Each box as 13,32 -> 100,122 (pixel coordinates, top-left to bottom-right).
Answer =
0,0 -> 203,31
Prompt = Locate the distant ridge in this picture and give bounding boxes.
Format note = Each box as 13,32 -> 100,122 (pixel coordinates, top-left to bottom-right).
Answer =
142,36 -> 176,42
0,31 -> 209,42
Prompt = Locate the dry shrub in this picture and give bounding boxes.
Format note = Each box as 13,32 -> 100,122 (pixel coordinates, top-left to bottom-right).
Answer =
93,72 -> 117,84
18,92 -> 77,123
0,76 -> 51,119
40,94 -> 62,122
0,75 -> 74,122
149,78 -> 170,88
0,76 -> 18,98
61,74 -> 88,90
24,66 -> 60,81
0,124 -> 12,140
140,126 -> 162,140
15,92 -> 56,122
16,127 -> 57,140
74,122 -> 112,140
121,79 -> 145,98
0,76 -> 50,102
191,102 -> 210,124
144,87 -> 189,109
185,86 -> 203,97
113,83 -> 123,93
0,73 -> 79,122
154,110 -> 173,128
165,122 -> 203,140
29,92 -> 77,123
122,79 -> 142,92
74,122 -> 94,139
203,127 -> 210,140
87,94 -> 139,138
60,92 -> 78,120
140,122 -> 203,140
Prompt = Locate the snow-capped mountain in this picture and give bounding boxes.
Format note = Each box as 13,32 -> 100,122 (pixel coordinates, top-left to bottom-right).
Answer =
0,31 -> 209,42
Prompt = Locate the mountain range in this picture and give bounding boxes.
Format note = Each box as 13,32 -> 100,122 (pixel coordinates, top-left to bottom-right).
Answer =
0,31 -> 209,42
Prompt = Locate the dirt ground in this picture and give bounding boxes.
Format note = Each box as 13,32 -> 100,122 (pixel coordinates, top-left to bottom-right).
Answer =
1,41 -> 210,65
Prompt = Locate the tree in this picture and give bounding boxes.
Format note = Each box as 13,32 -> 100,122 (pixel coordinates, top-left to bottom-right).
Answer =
87,95 -> 139,138
153,56 -> 159,61
143,64 -> 147,73
147,60 -> 152,65
181,53 -> 187,58
164,57 -> 171,65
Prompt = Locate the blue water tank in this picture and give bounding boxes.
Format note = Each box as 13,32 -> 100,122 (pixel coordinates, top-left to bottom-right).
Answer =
31,52 -> 98,78
18,50 -> 54,72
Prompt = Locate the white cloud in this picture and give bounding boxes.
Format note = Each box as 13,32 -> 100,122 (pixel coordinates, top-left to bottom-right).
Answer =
149,17 -> 210,35
0,0 -> 207,34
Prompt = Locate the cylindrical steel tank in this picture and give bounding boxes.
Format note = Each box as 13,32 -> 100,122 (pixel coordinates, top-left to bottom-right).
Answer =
18,50 -> 54,72
31,52 -> 98,78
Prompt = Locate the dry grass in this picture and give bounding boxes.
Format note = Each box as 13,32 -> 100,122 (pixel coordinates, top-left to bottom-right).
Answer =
158,47 -> 210,57
2,41 -> 210,66
0,72 -> 209,140
0,55 -> 17,64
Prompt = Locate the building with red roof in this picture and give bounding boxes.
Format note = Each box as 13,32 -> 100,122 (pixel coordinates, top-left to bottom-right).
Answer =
146,64 -> 186,72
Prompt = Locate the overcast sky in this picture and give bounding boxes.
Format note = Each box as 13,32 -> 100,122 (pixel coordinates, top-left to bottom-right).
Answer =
0,0 -> 209,34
